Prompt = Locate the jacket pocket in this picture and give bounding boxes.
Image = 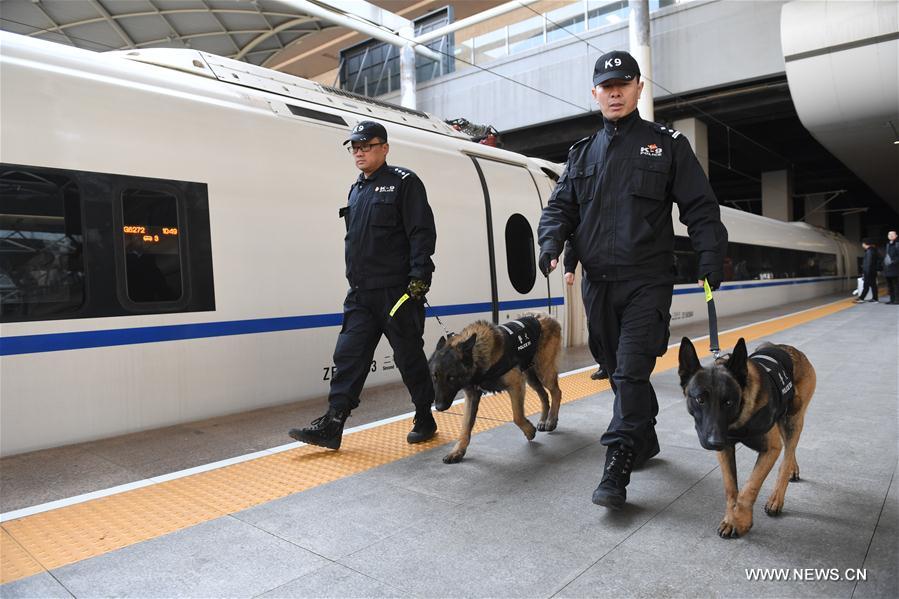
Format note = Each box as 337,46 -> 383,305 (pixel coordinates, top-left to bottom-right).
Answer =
339,206 -> 350,232
371,201 -> 398,227
634,159 -> 668,201
571,164 -> 597,203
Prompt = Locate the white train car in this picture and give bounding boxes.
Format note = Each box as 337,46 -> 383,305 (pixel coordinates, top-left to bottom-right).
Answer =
0,32 -> 858,456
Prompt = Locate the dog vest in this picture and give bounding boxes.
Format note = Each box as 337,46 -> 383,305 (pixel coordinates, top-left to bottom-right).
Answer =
727,346 -> 795,442
471,317 -> 542,391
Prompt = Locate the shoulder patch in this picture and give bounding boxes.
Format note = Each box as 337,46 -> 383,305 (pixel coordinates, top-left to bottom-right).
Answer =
656,124 -> 682,139
568,135 -> 592,153
391,166 -> 413,180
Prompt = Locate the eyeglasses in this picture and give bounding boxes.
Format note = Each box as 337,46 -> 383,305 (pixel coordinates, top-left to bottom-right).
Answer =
347,142 -> 385,154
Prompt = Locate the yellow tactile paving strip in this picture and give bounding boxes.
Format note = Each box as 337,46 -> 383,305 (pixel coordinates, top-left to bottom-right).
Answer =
0,298 -> 855,584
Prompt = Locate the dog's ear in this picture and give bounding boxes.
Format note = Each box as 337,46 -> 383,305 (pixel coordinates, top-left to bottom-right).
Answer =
726,337 -> 748,388
436,336 -> 447,351
678,337 -> 701,391
459,333 -> 477,367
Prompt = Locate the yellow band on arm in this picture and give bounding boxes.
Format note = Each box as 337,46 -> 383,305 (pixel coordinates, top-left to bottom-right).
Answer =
389,293 -> 411,317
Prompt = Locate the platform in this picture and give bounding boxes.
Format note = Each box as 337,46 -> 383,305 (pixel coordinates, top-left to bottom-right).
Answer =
1,296 -> 896,598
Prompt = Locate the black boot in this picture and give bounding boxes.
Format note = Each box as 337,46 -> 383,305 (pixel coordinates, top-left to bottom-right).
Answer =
635,426 -> 660,469
592,444 -> 635,509
591,366 -> 609,380
288,407 -> 349,450
406,409 -> 437,444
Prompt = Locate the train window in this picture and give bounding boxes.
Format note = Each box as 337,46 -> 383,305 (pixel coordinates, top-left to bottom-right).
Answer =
286,104 -> 347,126
122,189 -> 183,302
673,235 -> 837,285
505,213 -> 536,294
0,167 -> 84,319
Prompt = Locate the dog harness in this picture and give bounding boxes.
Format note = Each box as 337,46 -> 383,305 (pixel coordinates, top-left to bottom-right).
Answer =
471,317 -> 542,391
727,346 -> 795,442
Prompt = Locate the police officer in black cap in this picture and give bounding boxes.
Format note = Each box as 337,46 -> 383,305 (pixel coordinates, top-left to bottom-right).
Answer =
289,120 -> 438,449
537,51 -> 727,509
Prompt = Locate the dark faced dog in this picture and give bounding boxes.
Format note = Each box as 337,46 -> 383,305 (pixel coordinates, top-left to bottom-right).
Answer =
679,337 -> 816,538
428,314 -> 562,464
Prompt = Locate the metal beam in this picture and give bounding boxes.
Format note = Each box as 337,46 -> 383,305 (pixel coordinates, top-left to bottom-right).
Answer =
270,0 -> 441,62
89,0 -> 137,49
234,17 -> 316,60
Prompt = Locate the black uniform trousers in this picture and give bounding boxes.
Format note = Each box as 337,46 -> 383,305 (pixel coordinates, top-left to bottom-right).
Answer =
582,277 -> 673,456
887,277 -> 899,303
581,276 -> 605,366
328,285 -> 434,413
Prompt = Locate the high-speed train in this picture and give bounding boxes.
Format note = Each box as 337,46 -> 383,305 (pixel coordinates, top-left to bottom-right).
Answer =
0,32 -> 858,456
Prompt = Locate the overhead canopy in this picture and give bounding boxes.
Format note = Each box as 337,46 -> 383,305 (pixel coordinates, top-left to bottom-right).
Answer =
0,0 -> 337,66
781,0 -> 899,213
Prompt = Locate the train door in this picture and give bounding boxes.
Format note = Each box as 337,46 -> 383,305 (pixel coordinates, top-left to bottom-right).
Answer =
470,156 -> 556,323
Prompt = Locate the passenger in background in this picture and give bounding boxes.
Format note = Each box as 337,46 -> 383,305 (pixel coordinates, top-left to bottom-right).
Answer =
563,238 -> 608,381
289,121 -> 438,449
855,238 -> 880,304
537,50 -> 728,509
884,230 -> 898,304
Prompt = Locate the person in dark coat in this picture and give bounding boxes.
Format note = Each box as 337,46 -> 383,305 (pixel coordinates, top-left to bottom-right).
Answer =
884,231 -> 899,304
538,50 -> 727,509
289,121 -> 438,449
856,238 -> 880,303
563,239 -> 608,380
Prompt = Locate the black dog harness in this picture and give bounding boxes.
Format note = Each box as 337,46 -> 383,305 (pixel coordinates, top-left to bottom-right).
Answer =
727,346 -> 795,442
471,317 -> 542,391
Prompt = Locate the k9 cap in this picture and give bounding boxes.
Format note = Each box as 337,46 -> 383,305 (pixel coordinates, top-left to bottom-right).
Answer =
344,120 -> 388,145
593,50 -> 641,86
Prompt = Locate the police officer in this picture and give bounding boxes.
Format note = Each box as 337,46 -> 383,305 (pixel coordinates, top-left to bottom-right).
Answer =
537,51 -> 727,509
289,121 -> 438,449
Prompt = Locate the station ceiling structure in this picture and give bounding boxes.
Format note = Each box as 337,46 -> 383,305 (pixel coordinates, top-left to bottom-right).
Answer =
0,0 -> 341,67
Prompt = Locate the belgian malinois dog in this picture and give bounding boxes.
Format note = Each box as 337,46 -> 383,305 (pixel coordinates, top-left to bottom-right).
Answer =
428,314 -> 563,464
678,337 -> 816,538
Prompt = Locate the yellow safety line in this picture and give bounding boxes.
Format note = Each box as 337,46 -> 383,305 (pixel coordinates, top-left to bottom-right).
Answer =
0,298 -> 855,584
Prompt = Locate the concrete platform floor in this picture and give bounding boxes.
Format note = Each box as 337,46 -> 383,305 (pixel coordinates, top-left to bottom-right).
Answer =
1,294 -> 896,598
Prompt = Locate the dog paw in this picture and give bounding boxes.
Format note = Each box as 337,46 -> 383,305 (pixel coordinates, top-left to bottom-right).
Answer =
523,424 -> 537,441
537,421 -> 547,432
542,419 -> 557,432
790,472 -> 801,482
442,451 -> 465,464
718,515 -> 751,538
764,498 -> 783,517
717,520 -> 740,539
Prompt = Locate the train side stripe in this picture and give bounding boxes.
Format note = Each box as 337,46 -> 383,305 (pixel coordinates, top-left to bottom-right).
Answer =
0,297 -> 564,356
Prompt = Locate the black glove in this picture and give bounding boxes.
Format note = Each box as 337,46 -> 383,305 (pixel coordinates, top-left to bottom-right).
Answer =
407,278 -> 430,300
538,251 -> 558,277
703,271 -> 723,291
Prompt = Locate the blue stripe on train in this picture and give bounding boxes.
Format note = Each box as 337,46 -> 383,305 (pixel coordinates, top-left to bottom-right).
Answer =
0,296 -> 565,356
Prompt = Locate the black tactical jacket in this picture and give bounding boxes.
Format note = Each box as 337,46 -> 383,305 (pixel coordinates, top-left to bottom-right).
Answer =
538,110 -> 727,282
341,163 -> 436,289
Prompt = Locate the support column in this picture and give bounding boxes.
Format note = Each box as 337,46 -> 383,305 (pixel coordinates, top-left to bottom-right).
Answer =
803,193 -> 829,229
761,170 -> 793,222
399,24 -> 416,110
629,0 -> 653,122
843,212 -> 861,242
673,117 -> 709,176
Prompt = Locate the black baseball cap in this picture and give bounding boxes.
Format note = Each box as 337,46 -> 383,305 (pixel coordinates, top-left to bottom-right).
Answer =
343,120 -> 388,145
593,50 -> 641,86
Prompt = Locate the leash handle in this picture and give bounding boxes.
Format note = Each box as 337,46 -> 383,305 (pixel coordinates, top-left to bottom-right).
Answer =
704,279 -> 721,358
